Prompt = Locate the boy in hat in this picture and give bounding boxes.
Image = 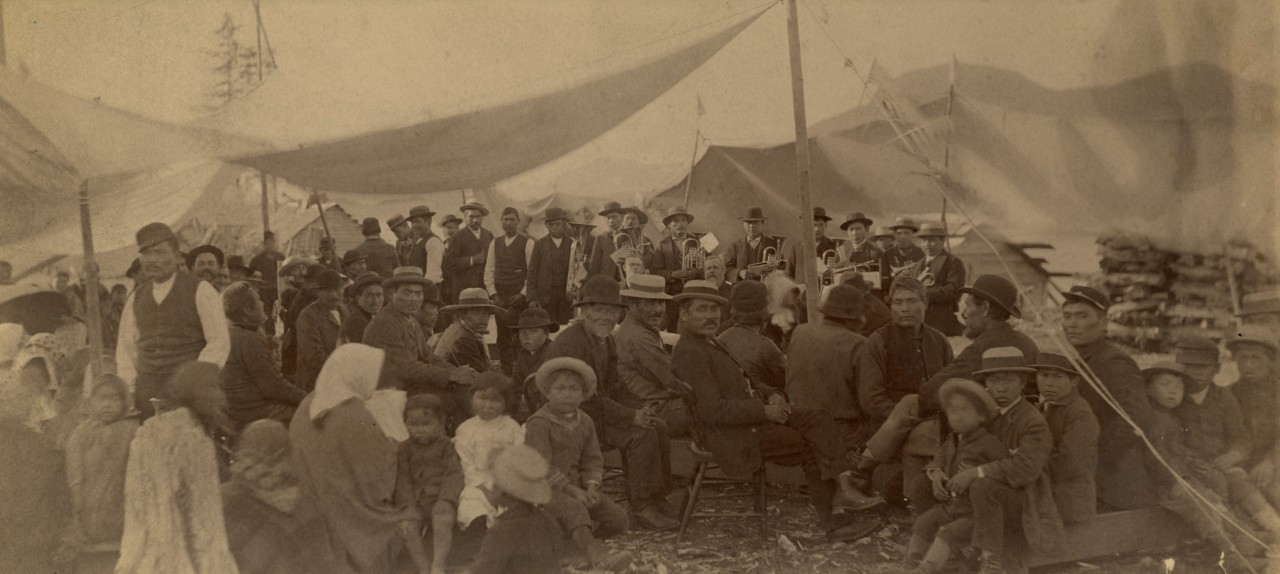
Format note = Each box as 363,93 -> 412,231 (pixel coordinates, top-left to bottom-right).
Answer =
905,378 -> 1009,574
838,212 -> 880,269
884,216 -> 925,277
1225,326 -> 1279,505
906,222 -> 965,336
440,214 -> 463,242
434,287 -> 501,376
484,207 -> 534,374
650,206 -> 703,331
523,357 -> 633,572
116,223 -> 230,418
786,282 -> 875,448
1029,352 -> 1099,523
405,206 -> 446,284
341,249 -> 368,279
293,269 -> 347,392
443,202 -> 494,302
469,444 -> 564,574
722,207 -> 786,283
340,272 -> 384,344
510,307 -> 559,421
615,274 -> 692,450
526,207 -> 575,324
353,217 -> 398,278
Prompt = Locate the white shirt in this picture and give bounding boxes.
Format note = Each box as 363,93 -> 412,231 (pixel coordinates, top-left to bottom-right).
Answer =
115,273 -> 230,393
423,236 -> 446,283
997,396 -> 1023,416
483,234 -> 535,296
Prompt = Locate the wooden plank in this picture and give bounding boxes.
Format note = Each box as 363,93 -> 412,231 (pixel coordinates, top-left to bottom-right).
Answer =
1029,507 -> 1197,567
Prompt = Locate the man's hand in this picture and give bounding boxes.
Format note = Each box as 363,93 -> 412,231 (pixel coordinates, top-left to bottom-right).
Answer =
632,405 -> 657,429
450,366 -> 479,386
763,403 -> 789,424
767,393 -> 789,409
472,252 -> 487,267
738,269 -> 749,280
1249,459 -> 1275,486
928,469 -> 950,501
565,484 -> 591,505
947,467 -> 980,496
509,293 -> 527,309
584,483 -> 603,506
1212,453 -> 1241,472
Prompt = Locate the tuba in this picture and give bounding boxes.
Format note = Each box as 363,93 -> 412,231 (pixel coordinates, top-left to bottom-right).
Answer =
681,236 -> 706,271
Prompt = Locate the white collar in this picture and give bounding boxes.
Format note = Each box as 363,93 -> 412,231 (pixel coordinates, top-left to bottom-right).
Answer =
998,397 -> 1022,415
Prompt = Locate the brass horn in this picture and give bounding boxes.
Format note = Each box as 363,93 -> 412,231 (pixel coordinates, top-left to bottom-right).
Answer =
681,237 -> 706,271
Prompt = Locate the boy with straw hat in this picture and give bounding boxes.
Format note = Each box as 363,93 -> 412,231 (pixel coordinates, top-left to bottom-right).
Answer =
468,444 -> 563,574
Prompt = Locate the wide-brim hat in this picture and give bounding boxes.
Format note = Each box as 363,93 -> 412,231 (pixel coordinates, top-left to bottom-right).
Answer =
544,207 -> 571,222
624,206 -> 649,225
915,222 -> 947,239
136,222 -> 178,250
387,214 -> 409,229
439,214 -> 463,227
889,216 -> 919,232
574,276 -> 626,307
1224,324 -> 1278,354
960,274 -> 1021,319
739,206 -> 767,222
442,287 -> 502,313
226,255 -> 253,274
1174,336 -> 1220,366
186,244 -> 225,268
491,444 -> 553,506
382,266 -> 436,297
1236,290 -> 1280,317
346,272 -> 384,298
279,256 -> 312,277
619,274 -> 671,300
408,205 -> 437,220
1029,352 -> 1082,377
535,356 -> 598,399
812,207 -> 833,222
662,206 -> 695,226
674,279 -> 729,306
598,201 -> 626,217
1062,285 -> 1109,313
342,249 -> 368,267
512,307 -> 560,333
840,212 -> 873,231
972,346 -> 1036,377
460,202 -> 490,217
820,283 -> 867,320
870,225 -> 894,240
939,378 -> 1000,420
311,267 -> 343,290
1142,360 -> 1189,382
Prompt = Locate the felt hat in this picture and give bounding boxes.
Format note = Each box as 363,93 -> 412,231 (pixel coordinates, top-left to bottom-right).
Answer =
598,201 -> 626,217
408,205 -> 436,220
301,263 -> 329,288
439,213 -> 463,227
186,245 -> 225,268
535,356 -> 598,399
511,307 -> 560,333
226,255 -> 253,275
361,217 -> 381,236
729,280 -> 769,313
342,249 -> 368,267
624,206 -> 649,225
346,272 -> 384,298
812,207 -> 833,222
460,202 -> 490,217
382,266 -> 434,293
314,269 -> 344,290
870,225 -> 894,240
889,217 -> 919,232
960,274 -> 1022,319
1062,285 -> 1110,313
1029,352 -> 1082,377
1224,324 -> 1278,354
491,443 -> 554,506
820,283 -> 867,320
662,206 -> 695,226
972,347 -> 1036,377
387,214 -> 409,230
1174,336 -> 1220,366
442,288 -> 502,313
938,378 -> 1000,421
619,274 -> 671,300
1237,290 -> 1280,317
574,276 -> 625,308
840,212 -> 874,231
279,256 -> 312,277
1142,360 -> 1190,383
544,207 -> 571,222
674,279 -> 729,306
739,206 -> 767,222
915,222 -> 947,239
319,236 -> 336,249
136,222 -> 178,250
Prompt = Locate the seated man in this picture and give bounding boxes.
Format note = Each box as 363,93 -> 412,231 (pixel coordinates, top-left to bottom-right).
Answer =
220,282 -> 306,429
1028,352 -> 1099,524
434,287 -> 501,373
785,283 -> 872,448
672,280 -> 883,542
717,280 -> 787,394
614,274 -> 692,437
1225,326 -> 1279,507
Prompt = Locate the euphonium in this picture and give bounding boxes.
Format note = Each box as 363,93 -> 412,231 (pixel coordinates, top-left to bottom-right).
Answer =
681,237 -> 705,271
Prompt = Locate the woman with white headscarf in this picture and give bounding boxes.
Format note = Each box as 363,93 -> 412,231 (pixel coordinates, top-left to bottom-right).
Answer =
290,343 -> 417,573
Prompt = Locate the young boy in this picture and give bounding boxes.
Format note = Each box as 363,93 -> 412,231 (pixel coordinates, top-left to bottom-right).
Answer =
523,357 -> 632,572
394,394 -> 464,574
905,378 -> 1009,574
468,444 -> 564,574
1029,352 -> 1100,524
509,307 -> 559,421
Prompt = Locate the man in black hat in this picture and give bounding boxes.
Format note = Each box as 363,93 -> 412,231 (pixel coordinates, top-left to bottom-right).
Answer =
484,207 -> 534,374
317,236 -> 341,272
353,217 -> 398,278
723,207 -> 786,283
717,279 -> 787,391
444,202 -> 495,303
340,272 -> 383,345
405,206 -> 446,285
226,256 -> 253,283
186,244 -> 225,287
294,269 -> 347,391
117,222 -> 231,418
650,206 -> 704,332
884,217 -> 925,281
837,212 -> 880,268
434,287 -> 501,375
249,231 -> 285,334
387,214 -> 414,265
546,275 -> 678,530
526,207 -> 575,325
341,250 -> 368,279
586,202 -> 628,281
906,222 -> 965,336
785,206 -> 840,283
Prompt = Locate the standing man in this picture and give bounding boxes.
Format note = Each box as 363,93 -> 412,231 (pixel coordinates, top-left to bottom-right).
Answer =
615,274 -> 692,437
526,207 -> 575,324
444,202 -> 494,303
650,206 -> 703,332
293,269 -> 346,392
387,214 -> 415,267
786,283 -> 873,448
837,212 -> 880,268
1059,285 -> 1157,510
186,245 -> 225,287
884,217 -> 925,281
723,207 -> 786,283
586,202 -> 628,282
317,237 -> 341,272
906,222 -> 965,336
353,217 -> 398,278
787,207 -> 839,283
440,213 -> 464,300
116,223 -> 230,418
485,207 -> 534,373
405,205 -> 446,286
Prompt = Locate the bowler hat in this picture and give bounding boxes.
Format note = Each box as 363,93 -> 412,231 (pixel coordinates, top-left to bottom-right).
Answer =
662,206 -> 695,226
915,222 -> 947,239
960,275 -> 1022,319
303,264 -> 330,288
1062,285 -> 1109,313
279,256 -> 312,277
342,249 -> 367,267
535,357 -> 598,399
346,272 -> 383,298
729,280 -> 769,313
491,444 -> 553,506
619,274 -> 671,301
408,205 -> 436,220
598,202 -> 626,217
440,214 -> 463,227
739,207 -> 767,222
442,288 -> 502,313
361,217 -> 381,236
938,378 -> 1000,421
1029,352 -> 1082,377
840,212 -> 874,231
1174,336 -> 1220,366
1142,360 -> 1189,382
820,283 -> 867,320
136,222 -> 178,250
1237,290 -> 1280,317
511,307 -> 560,333
972,347 -> 1035,377
544,207 -> 571,222
870,225 -> 894,240
674,279 -> 729,306
1224,324 -> 1278,354
387,214 -> 409,229
226,255 -> 253,275
624,206 -> 649,225
186,244 -> 226,268
460,202 -> 489,217
574,276 -> 625,308
889,217 -> 919,232
812,207 -> 833,222
314,269 -> 344,290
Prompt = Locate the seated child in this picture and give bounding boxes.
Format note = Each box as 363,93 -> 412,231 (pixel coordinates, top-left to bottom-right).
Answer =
509,307 -> 558,422
394,394 -> 464,574
1029,352 -> 1100,524
61,375 -> 138,562
455,374 -> 525,529
468,444 -> 565,574
904,378 -> 1010,574
523,357 -> 632,572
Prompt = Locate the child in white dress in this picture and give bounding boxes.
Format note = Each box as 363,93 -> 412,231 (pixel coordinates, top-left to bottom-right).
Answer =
454,374 -> 525,528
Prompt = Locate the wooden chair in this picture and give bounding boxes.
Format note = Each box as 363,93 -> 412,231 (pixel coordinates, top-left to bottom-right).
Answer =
676,441 -> 769,543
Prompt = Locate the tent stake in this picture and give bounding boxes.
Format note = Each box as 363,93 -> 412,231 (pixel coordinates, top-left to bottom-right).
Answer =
786,0 -> 821,319
78,179 -> 105,382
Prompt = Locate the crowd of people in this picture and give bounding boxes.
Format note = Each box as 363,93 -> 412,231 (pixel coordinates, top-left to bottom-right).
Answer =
1,200 -> 1278,574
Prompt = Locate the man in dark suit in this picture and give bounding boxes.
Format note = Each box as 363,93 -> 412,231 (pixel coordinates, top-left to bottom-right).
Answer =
649,206 -> 704,332
433,287 -> 500,374
785,206 -> 840,283
526,207 -> 575,324
722,207 -> 786,283
586,201 -> 627,281
293,269 -> 346,391
906,222 -> 965,336
443,202 -> 494,303
404,206 -> 446,286
352,217 -> 399,278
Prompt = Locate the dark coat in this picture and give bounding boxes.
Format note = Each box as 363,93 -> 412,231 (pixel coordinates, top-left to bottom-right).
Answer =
1076,338 -> 1158,509
362,306 -> 456,393
294,302 -> 345,392
918,322 -> 1038,415
339,307 -> 374,344
587,230 -> 654,282
1041,392 -> 1100,523
651,235 -> 701,294
985,399 -> 1064,554
784,235 -> 840,282
1233,374 -> 1278,467
857,321 -> 953,421
526,235 -> 573,306
545,322 -> 639,429
467,503 -> 563,574
907,252 -> 966,336
722,235 -> 785,283
1174,384 -> 1252,464
222,324 -> 307,428
353,236 -> 400,278
784,320 -> 865,421
444,227 -> 494,300
716,324 -> 787,395
672,328 -> 782,478
433,322 -> 491,373
221,482 -> 332,574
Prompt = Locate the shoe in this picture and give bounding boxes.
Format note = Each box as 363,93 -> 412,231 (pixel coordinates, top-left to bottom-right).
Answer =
653,493 -> 683,520
835,472 -> 885,512
633,504 -> 680,531
826,516 -> 880,543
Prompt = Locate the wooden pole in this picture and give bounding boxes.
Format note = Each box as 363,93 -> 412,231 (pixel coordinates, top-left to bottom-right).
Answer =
682,128 -> 700,210
78,180 -> 105,381
786,0 -> 821,319
259,169 -> 270,235
312,190 -> 332,242
1224,244 -> 1243,327
252,0 -> 264,82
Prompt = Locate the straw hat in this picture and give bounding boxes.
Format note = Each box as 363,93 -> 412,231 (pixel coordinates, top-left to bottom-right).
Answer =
674,280 -> 729,306
442,288 -> 502,313
1224,324 -> 1278,354
491,444 -> 553,505
460,202 -> 490,217
535,357 -> 597,399
889,217 -> 918,232
915,222 -> 947,239
938,378 -> 999,421
971,347 -> 1035,377
619,274 -> 672,300
382,266 -> 435,294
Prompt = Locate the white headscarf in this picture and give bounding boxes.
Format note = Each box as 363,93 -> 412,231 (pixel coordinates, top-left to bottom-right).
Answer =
309,343 -> 386,422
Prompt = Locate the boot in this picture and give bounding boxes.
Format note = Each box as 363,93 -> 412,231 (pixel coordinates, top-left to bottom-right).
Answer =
633,504 -> 680,531
835,471 -> 885,511
913,538 -> 951,574
826,515 -> 881,543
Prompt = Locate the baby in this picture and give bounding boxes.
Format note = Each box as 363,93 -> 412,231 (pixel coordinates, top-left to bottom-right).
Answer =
454,374 -> 525,529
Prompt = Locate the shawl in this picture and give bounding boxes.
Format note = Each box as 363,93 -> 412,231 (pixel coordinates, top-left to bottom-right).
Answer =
309,343 -> 385,422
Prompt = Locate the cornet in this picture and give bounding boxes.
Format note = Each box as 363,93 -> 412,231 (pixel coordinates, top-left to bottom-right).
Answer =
681,237 -> 706,271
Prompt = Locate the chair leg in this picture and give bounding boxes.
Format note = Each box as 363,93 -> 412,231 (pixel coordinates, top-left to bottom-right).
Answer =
677,461 -> 708,543
756,470 -> 768,542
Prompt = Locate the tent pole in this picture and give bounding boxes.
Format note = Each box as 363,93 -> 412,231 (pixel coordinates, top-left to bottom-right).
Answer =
78,179 -> 106,382
259,169 -> 270,235
1225,243 -> 1243,328
786,0 -> 821,320
312,189 -> 332,243
682,127 -> 699,209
